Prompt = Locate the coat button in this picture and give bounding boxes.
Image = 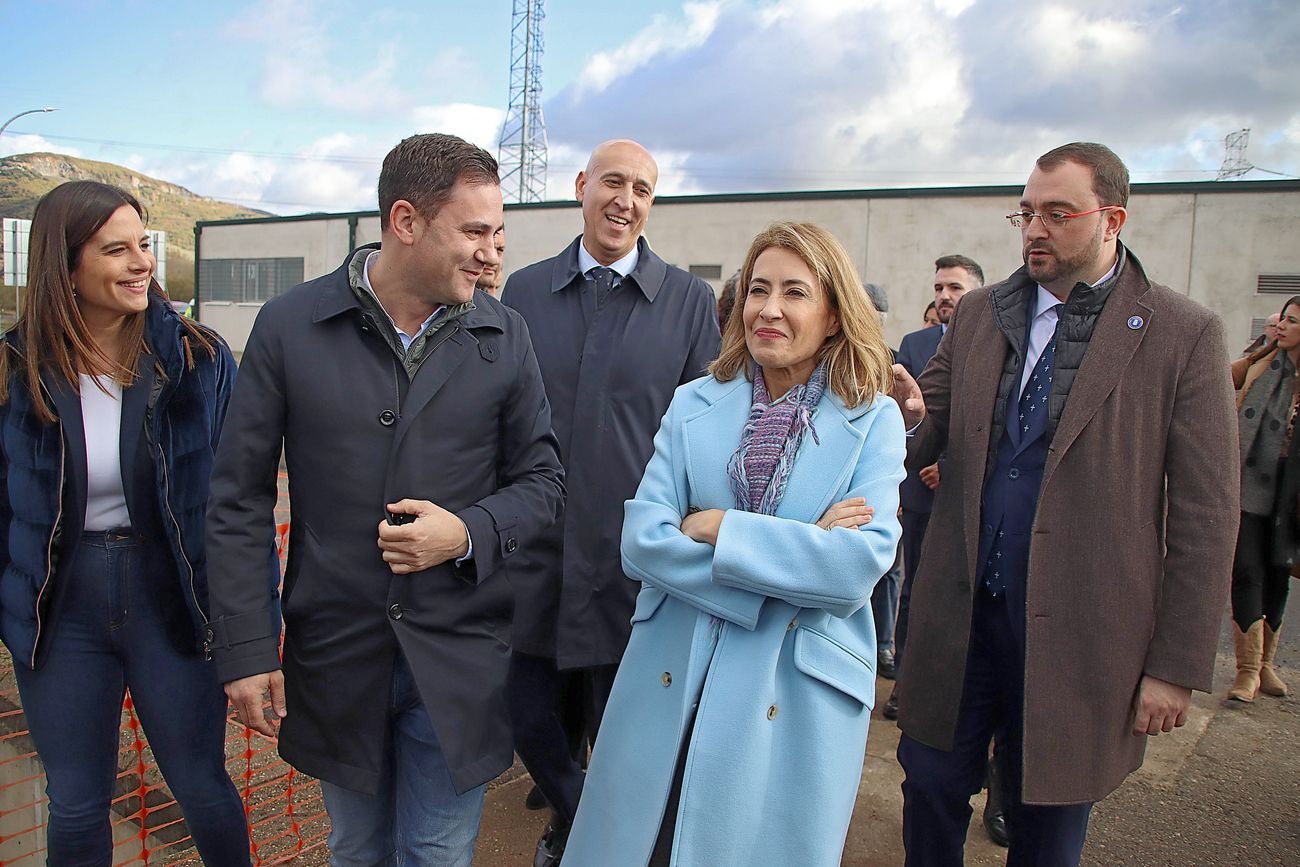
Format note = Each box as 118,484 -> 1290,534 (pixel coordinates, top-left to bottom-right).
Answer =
205,627 -> 215,642
1008,468 -> 1020,480
661,672 -> 672,687
1270,419 -> 1282,431
1244,408 -> 1256,419
379,409 -> 397,426
388,603 -> 404,621
505,537 -> 518,554
767,705 -> 779,720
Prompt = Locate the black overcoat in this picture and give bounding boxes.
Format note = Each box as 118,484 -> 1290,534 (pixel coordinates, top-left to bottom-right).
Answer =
502,236 -> 719,668
205,246 -> 564,794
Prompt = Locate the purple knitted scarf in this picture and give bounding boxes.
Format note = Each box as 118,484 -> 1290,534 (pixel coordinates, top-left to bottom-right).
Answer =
727,362 -> 828,515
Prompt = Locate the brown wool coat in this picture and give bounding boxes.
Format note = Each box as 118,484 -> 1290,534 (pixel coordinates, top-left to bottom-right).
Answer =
897,255 -> 1239,805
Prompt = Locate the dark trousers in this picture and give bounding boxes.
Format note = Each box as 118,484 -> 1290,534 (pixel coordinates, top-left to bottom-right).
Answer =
897,589 -> 1092,867
1231,511 -> 1291,629
14,531 -> 249,867
894,508 -> 931,670
508,651 -> 618,824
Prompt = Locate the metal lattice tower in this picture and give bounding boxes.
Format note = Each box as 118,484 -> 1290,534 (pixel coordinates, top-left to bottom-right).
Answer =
498,0 -> 548,203
1217,128 -> 1255,180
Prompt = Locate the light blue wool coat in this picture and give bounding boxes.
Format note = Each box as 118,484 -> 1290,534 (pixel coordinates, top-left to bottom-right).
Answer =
564,374 -> 905,867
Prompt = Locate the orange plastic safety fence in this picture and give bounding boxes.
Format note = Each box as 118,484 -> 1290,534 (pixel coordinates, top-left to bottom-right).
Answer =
0,506 -> 327,865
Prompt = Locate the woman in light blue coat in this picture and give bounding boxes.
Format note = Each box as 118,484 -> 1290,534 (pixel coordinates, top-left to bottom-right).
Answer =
564,223 -> 906,866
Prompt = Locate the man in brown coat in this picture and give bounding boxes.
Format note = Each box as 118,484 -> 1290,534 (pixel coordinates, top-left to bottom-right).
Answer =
891,142 -> 1238,865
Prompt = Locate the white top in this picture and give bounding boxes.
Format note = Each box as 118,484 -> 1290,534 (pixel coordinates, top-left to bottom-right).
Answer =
80,374 -> 130,531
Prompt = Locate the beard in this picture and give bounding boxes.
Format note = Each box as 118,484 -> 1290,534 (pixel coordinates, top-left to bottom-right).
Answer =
1024,223 -> 1105,288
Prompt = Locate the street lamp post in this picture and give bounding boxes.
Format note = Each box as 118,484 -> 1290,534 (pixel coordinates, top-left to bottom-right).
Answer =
0,107 -> 57,141
0,107 -> 57,321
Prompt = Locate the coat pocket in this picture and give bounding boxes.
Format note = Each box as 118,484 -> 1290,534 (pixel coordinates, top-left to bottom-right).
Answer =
630,586 -> 668,624
793,627 -> 876,708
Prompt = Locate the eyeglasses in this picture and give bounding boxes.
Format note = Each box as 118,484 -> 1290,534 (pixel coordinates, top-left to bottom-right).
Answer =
1005,206 -> 1120,228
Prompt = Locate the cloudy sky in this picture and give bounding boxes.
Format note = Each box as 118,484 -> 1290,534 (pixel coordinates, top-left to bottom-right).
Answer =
5,0 -> 1298,214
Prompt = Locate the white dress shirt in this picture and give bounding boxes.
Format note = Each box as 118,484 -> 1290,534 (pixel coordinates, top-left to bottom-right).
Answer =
578,242 -> 639,280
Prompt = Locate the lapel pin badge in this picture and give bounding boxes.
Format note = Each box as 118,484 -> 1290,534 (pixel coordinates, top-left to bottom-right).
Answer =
1127,315 -> 1144,330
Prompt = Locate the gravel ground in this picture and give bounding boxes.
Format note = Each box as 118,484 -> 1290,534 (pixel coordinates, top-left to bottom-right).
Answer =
472,610 -> 1300,866
1081,615 -> 1300,866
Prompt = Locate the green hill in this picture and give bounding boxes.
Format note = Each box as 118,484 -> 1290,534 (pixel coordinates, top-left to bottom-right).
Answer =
0,152 -> 269,301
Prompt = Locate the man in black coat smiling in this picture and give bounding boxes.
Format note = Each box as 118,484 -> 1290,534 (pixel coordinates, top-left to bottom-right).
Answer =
205,134 -> 564,865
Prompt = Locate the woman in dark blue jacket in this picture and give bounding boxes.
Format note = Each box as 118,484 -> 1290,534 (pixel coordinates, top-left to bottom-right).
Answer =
0,181 -> 250,865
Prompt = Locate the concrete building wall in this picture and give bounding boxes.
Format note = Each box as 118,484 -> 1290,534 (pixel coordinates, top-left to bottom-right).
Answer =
197,182 -> 1300,354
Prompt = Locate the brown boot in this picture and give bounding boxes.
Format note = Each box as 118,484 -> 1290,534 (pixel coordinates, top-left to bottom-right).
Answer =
1228,620 -> 1264,702
1260,623 -> 1288,697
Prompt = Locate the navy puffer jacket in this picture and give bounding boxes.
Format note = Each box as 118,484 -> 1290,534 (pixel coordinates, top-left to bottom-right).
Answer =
0,295 -> 240,669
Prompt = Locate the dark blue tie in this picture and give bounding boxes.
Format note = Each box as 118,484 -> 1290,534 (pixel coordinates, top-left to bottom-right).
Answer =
588,266 -> 618,307
1015,322 -> 1059,446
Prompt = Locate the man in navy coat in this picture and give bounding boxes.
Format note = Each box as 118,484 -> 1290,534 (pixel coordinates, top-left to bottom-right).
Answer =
502,139 -> 720,864
206,134 -> 564,865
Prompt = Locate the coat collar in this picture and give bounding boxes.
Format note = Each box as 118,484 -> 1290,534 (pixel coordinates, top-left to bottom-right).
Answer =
1042,246 -> 1155,480
693,369 -> 875,421
547,235 -> 668,302
311,243 -> 505,332
684,374 -> 874,523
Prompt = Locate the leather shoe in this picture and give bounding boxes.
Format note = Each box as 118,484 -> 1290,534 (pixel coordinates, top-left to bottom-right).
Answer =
533,819 -> 570,867
983,807 -> 1009,848
882,687 -> 899,721
525,783 -> 549,811
983,756 -> 1009,847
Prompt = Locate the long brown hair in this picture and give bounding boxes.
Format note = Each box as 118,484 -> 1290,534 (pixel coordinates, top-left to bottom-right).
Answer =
709,222 -> 894,408
0,181 -> 214,422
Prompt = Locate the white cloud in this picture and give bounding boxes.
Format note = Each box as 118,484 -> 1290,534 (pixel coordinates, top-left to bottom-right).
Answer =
223,0 -> 451,117
0,134 -> 80,160
574,1 -> 724,96
542,0 -> 1300,193
409,104 -> 506,153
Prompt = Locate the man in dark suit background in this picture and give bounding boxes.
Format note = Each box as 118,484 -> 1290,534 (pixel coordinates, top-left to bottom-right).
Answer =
884,254 -> 984,720
502,139 -> 720,866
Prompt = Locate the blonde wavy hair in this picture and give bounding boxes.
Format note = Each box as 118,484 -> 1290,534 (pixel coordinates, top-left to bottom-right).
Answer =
709,222 -> 894,408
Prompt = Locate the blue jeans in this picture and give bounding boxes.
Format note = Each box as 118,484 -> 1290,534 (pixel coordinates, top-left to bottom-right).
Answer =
320,652 -> 486,866
871,548 -> 902,656
14,531 -> 249,867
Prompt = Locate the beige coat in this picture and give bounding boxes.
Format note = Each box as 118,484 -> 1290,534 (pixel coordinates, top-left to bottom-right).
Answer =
898,255 -> 1239,804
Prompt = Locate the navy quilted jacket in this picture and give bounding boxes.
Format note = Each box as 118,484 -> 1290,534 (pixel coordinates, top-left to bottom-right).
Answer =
0,295 -> 238,669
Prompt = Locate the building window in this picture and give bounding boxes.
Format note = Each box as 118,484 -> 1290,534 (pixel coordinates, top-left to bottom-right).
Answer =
689,264 -> 723,280
200,258 -> 304,303
1256,274 -> 1300,294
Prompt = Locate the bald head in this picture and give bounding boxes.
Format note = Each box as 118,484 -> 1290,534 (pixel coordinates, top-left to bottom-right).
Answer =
585,139 -> 658,178
576,140 -> 659,265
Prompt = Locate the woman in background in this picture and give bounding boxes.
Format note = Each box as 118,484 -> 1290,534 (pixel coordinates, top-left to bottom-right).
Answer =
0,181 -> 251,865
1226,295 -> 1299,703
564,222 -> 905,866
